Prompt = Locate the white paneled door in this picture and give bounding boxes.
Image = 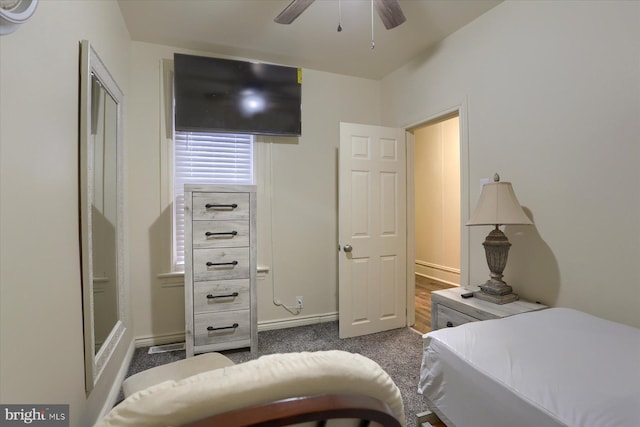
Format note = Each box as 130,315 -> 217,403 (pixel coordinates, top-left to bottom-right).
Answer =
339,122 -> 407,338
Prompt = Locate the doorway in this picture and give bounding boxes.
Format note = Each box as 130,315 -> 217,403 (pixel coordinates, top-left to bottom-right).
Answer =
410,113 -> 461,333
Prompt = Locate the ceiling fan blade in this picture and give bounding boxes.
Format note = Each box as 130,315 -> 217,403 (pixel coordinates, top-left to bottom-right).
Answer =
373,0 -> 406,30
274,0 -> 316,24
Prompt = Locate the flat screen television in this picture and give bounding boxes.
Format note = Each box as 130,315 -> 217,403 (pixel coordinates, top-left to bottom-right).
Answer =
174,53 -> 302,136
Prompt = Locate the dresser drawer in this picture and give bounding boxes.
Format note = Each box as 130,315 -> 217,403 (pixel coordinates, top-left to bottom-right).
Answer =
192,193 -> 249,221
193,247 -> 250,281
436,304 -> 478,329
194,310 -> 250,347
192,220 -> 249,249
193,279 -> 250,314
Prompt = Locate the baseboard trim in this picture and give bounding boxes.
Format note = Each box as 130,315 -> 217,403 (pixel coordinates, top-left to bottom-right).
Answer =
415,272 -> 459,288
257,312 -> 338,331
133,313 -> 339,348
134,332 -> 186,348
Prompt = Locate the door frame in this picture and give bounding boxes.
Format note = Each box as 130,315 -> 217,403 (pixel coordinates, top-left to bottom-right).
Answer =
404,101 -> 470,327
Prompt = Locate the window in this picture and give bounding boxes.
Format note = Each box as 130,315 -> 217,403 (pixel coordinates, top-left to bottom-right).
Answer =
173,131 -> 253,268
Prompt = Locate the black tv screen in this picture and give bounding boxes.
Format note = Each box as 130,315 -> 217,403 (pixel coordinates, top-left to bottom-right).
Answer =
174,53 -> 301,136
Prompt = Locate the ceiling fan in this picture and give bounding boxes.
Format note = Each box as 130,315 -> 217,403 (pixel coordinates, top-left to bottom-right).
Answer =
274,0 -> 407,30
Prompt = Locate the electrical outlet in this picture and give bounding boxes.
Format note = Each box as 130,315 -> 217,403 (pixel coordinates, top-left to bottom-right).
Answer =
296,296 -> 303,309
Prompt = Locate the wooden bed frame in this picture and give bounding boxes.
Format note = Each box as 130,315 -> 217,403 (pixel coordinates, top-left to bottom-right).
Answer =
184,394 -> 402,427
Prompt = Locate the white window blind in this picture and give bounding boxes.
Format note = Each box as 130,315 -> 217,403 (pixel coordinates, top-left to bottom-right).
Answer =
174,131 -> 253,268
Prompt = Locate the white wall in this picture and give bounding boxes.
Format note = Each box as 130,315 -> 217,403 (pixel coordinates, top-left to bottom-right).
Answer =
0,1 -> 132,425
261,69 -> 382,325
126,41 -> 382,342
382,0 -> 640,327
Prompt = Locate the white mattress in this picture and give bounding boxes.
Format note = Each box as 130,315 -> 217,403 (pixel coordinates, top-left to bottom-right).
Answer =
419,308 -> 640,427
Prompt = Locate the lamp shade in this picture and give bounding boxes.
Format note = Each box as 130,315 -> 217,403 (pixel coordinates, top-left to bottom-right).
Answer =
467,177 -> 532,226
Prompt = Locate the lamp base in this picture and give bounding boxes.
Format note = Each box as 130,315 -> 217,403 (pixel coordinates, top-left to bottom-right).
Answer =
474,279 -> 519,304
473,289 -> 519,304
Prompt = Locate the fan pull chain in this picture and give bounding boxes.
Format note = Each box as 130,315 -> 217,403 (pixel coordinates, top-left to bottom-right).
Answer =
370,0 -> 375,49
337,0 -> 342,32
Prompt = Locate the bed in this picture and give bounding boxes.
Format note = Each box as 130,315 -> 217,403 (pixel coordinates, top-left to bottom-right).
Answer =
418,308 -> 640,427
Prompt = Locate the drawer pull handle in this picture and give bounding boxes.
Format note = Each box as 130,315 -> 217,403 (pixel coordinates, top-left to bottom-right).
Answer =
205,231 -> 238,237
206,261 -> 238,267
207,323 -> 239,332
205,203 -> 238,209
207,292 -> 239,299
446,321 -> 454,328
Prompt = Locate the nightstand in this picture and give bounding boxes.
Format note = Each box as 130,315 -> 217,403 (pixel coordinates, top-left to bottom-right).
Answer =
431,287 -> 547,330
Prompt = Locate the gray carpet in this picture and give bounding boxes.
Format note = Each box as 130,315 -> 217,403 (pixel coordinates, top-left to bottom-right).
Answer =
122,322 -> 427,426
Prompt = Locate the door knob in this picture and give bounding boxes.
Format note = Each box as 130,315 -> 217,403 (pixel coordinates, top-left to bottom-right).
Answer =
343,244 -> 353,253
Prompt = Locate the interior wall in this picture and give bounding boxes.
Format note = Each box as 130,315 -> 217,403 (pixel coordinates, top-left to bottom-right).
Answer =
414,117 -> 461,286
0,1 -> 132,426
261,70 -> 382,325
126,41 -> 382,342
381,0 -> 640,328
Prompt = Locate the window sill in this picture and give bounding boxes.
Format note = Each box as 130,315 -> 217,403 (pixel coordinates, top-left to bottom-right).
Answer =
157,271 -> 184,279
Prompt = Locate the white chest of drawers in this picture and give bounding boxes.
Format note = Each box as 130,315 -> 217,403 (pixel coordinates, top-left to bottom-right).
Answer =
184,184 -> 257,356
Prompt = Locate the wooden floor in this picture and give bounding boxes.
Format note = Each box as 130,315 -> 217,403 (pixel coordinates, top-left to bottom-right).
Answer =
417,411 -> 448,427
414,275 -> 456,334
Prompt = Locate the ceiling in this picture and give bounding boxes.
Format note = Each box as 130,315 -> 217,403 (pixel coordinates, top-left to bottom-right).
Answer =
118,0 -> 502,80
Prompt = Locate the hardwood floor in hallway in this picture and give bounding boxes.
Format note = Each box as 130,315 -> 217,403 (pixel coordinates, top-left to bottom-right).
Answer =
413,275 -> 456,334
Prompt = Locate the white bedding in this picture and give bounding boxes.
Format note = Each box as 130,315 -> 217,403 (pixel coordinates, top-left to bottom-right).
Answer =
419,308 -> 640,427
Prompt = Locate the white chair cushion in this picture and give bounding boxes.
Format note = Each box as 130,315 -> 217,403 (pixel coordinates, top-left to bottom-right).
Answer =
96,350 -> 404,427
122,352 -> 235,398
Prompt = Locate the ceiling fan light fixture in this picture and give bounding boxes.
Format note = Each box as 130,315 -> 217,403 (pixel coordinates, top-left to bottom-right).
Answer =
274,0 -> 406,30
0,0 -> 39,35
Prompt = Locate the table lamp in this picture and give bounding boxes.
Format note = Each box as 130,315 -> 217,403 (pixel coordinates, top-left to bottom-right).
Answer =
467,173 -> 532,304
